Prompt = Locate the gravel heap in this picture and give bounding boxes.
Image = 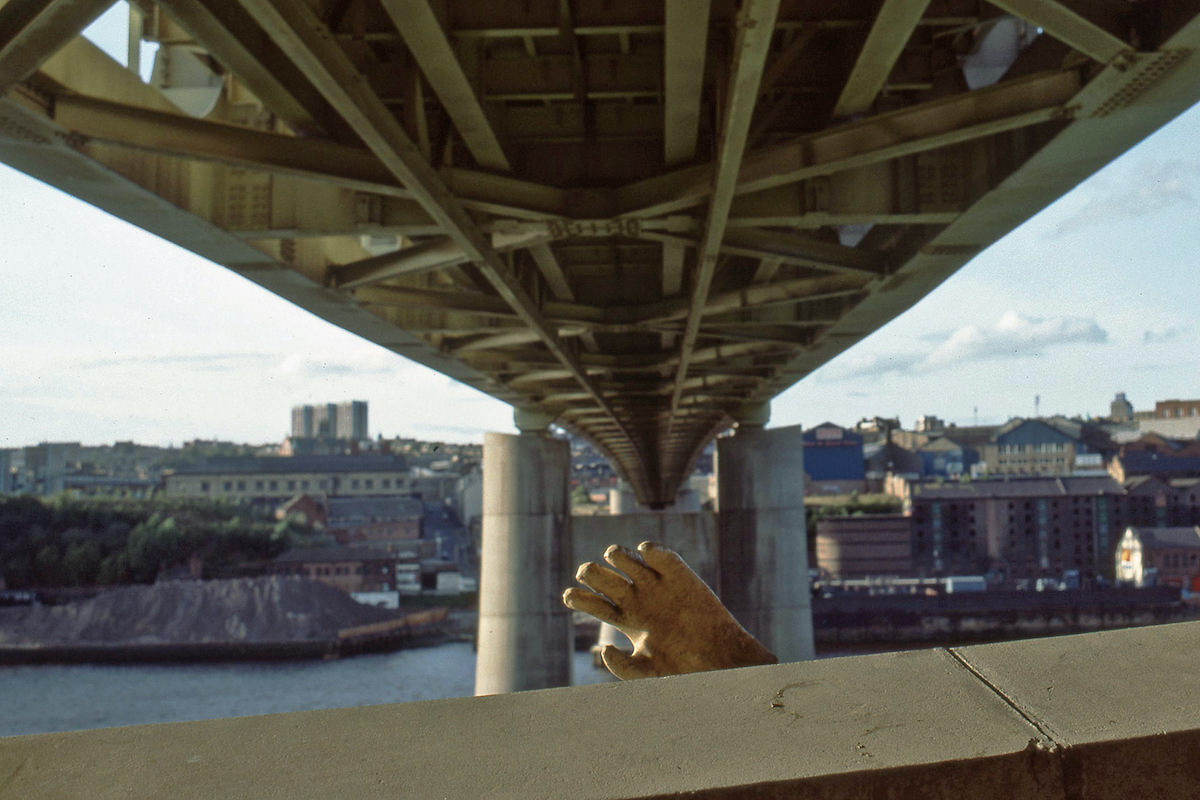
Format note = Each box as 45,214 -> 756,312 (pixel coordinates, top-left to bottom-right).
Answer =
0,577 -> 405,645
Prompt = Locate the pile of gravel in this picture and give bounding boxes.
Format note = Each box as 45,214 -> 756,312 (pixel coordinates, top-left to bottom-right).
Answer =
0,577 -> 404,645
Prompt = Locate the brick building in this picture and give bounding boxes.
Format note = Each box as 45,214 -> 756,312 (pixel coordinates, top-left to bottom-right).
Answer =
270,547 -> 398,593
1173,478 -> 1200,524
1108,435 -> 1200,482
911,477 -> 1125,580
325,496 -> 423,545
1154,399 -> 1200,419
164,454 -> 413,504
815,515 -> 913,578
909,475 -> 1200,581
276,494 -> 329,526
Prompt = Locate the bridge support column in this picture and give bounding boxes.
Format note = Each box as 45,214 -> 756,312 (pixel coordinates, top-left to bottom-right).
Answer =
610,481 -> 703,514
608,481 -> 638,515
475,415 -> 572,695
716,411 -> 815,663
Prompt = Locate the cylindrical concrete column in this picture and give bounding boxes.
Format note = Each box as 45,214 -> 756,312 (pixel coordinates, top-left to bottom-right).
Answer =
475,431 -> 572,695
673,487 -> 702,513
609,482 -> 701,514
608,481 -> 638,515
716,424 -> 815,662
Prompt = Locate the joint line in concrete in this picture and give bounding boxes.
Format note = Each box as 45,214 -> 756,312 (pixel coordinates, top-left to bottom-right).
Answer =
944,647 -> 1063,751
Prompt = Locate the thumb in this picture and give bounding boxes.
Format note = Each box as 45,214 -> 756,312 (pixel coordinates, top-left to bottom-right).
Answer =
601,645 -> 661,680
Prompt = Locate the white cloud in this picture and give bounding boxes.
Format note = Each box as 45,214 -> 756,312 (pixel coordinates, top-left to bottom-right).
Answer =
1143,326 -> 1189,344
926,310 -> 1106,366
74,353 -> 277,372
1052,160 -> 1200,236
272,349 -> 408,379
830,311 -> 1107,380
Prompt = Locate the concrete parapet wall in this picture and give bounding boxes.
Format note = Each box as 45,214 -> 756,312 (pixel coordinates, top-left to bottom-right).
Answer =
9,621 -> 1199,797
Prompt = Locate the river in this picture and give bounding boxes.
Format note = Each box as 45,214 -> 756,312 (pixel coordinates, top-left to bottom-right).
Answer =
0,642 -> 898,738
0,644 -> 617,738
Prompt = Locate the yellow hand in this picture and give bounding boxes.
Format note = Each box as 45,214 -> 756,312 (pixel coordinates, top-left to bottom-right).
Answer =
563,541 -> 776,680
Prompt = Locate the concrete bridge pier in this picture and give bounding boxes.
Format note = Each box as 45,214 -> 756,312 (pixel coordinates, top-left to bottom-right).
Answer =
474,410 -> 572,695
608,481 -> 638,515
716,408 -> 815,663
609,482 -> 703,514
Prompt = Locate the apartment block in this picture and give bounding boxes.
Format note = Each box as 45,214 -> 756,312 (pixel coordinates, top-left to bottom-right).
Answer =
910,475 -> 1200,581
911,477 -> 1125,579
164,454 -> 412,504
290,401 -> 367,441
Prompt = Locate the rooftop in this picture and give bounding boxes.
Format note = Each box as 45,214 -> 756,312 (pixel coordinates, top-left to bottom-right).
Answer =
1119,452 -> 1200,475
273,547 -> 395,565
326,495 -> 423,522
913,476 -> 1123,500
171,455 -> 409,476
1129,526 -> 1200,550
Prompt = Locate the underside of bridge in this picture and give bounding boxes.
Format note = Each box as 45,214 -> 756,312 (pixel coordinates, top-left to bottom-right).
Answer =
3,1 -> 1200,505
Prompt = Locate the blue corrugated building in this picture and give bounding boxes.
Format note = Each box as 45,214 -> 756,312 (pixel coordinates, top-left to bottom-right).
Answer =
917,437 -> 978,478
803,423 -> 865,481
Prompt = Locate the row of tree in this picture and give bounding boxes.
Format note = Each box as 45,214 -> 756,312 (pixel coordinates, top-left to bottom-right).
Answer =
0,495 -> 330,589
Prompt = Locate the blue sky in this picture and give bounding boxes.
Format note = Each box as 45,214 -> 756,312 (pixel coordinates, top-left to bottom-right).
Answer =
0,7 -> 1197,447
788,112 -> 1200,430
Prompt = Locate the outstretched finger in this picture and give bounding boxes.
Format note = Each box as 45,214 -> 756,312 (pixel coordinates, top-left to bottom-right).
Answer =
601,645 -> 661,680
636,541 -> 692,578
562,587 -> 621,626
577,561 -> 635,605
604,544 -> 658,584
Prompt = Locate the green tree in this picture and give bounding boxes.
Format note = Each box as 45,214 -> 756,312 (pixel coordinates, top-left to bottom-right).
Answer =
0,496 -> 52,542
34,544 -> 63,585
0,495 -> 320,587
97,552 -> 131,585
63,540 -> 102,586
2,554 -> 32,586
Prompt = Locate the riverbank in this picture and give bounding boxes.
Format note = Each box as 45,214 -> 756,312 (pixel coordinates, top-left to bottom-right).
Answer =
0,577 -> 452,665
0,643 -> 618,738
3,579 -> 1192,665
812,586 -> 1197,645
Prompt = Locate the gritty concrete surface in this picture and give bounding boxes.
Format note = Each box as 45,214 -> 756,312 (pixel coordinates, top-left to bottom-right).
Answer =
952,622 -> 1200,797
476,432 -> 572,694
6,623 -> 1200,798
0,646 -> 1055,799
481,432 -> 571,517
717,425 -> 814,662
573,512 -> 717,586
609,486 -> 702,514
953,622 -> 1200,746
715,425 -> 806,514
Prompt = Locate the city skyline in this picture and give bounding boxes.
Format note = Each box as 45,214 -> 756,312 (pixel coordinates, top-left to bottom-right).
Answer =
1,7 -> 1198,448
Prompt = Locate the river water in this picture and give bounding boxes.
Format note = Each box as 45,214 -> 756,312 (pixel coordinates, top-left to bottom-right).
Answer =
0,644 -> 617,738
0,643 -> 892,738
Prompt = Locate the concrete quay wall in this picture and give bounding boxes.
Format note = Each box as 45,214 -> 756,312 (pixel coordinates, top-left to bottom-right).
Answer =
813,587 -> 1195,644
